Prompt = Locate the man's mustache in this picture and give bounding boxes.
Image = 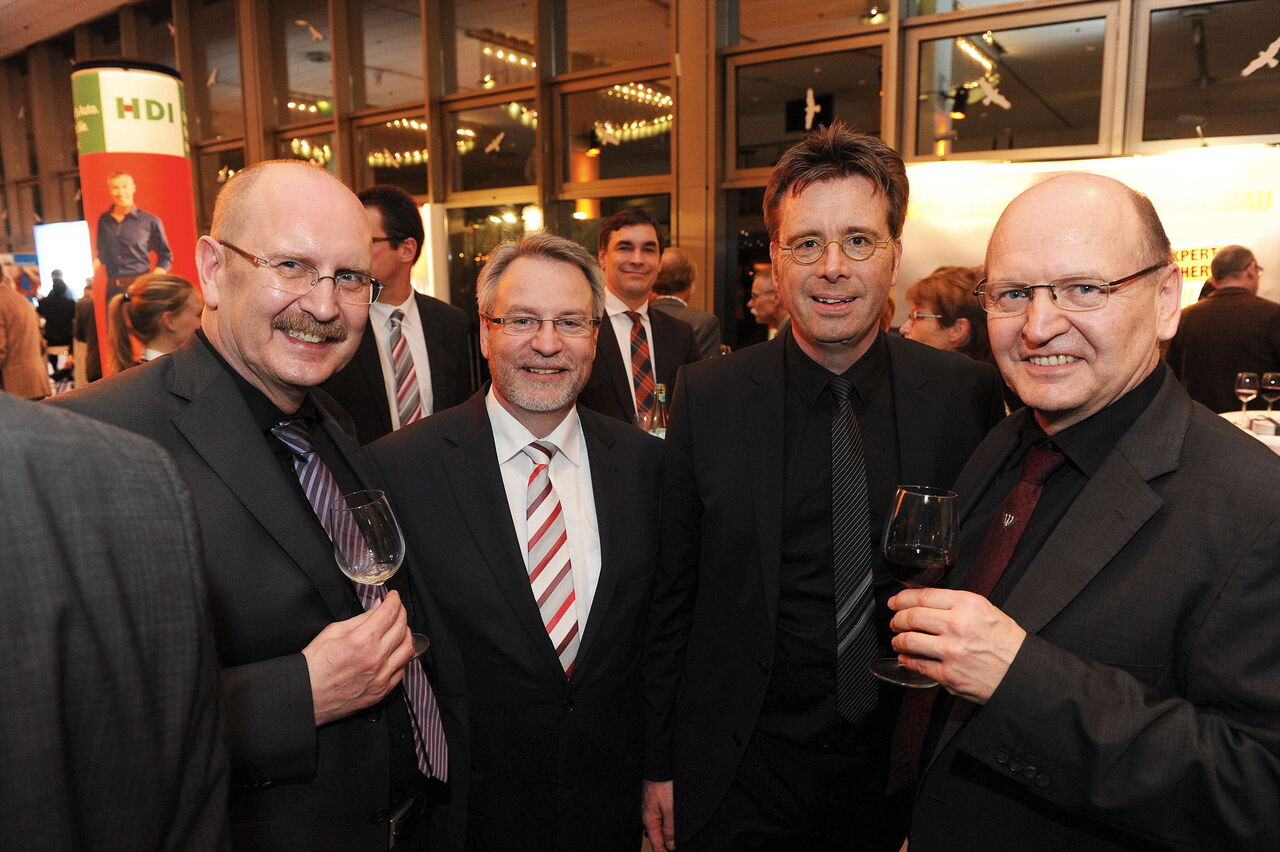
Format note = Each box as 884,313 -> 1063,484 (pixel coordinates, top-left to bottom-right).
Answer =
272,311 -> 348,342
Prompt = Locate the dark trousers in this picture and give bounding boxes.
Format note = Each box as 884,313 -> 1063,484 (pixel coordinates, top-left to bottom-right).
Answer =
683,729 -> 902,852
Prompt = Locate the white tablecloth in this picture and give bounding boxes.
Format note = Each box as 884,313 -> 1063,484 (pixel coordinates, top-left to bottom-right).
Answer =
1218,410 -> 1280,455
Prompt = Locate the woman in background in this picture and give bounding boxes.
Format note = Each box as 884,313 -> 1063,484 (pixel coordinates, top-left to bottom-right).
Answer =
107,273 -> 202,374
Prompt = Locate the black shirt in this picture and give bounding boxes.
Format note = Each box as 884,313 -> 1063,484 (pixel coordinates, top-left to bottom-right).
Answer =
755,331 -> 901,752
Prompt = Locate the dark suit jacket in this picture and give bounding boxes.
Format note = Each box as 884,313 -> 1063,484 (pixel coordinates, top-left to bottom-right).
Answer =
651,296 -> 722,360
910,365 -> 1280,850
1,395 -> 228,850
372,394 -> 663,852
322,292 -> 479,444
578,307 -> 700,423
50,338 -> 465,851
644,331 -> 1005,842
1166,286 -> 1280,414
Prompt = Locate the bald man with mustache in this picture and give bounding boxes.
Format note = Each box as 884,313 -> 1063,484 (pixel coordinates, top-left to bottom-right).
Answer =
52,160 -> 461,850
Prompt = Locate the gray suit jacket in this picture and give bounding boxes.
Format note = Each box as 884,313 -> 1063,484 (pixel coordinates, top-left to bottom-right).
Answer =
651,296 -> 722,359
910,365 -> 1280,850
1,394 -> 227,849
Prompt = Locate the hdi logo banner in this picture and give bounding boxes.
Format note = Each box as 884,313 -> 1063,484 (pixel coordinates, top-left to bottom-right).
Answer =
72,66 -> 188,157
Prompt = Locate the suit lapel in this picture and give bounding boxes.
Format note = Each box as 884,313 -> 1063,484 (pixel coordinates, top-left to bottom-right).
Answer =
648,309 -> 677,388
572,411 -> 621,676
744,339 -> 787,633
167,344 -> 355,620
596,317 -> 635,418
438,396 -> 567,676
354,322 -> 394,435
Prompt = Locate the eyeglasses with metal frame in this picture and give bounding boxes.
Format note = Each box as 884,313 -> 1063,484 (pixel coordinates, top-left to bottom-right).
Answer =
973,262 -> 1170,316
775,232 -> 893,265
906,310 -> 943,322
482,314 -> 602,338
217,240 -> 384,305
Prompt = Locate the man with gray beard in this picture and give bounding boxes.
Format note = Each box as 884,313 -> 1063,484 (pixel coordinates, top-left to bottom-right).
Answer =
52,160 -> 458,850
372,232 -> 663,851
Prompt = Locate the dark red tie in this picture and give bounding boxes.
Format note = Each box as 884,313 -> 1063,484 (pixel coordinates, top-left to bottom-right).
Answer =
626,311 -> 656,416
888,447 -> 1067,794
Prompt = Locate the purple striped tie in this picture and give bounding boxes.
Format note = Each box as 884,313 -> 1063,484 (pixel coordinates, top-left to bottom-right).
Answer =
389,309 -> 424,427
522,441 -> 580,675
271,419 -> 448,781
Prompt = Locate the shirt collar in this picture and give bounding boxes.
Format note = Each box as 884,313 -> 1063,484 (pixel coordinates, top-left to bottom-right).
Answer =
195,330 -> 312,432
370,289 -> 418,326
604,288 -> 648,319
786,328 -> 888,409
485,388 -> 584,469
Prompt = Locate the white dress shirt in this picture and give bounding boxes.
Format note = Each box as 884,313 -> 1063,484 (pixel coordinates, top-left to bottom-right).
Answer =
604,289 -> 654,418
485,391 -> 602,628
370,292 -> 434,427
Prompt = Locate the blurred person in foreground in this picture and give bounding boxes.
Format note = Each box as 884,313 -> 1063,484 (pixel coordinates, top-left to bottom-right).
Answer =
891,173 -> 1280,849
52,160 -> 458,850
0,393 -> 227,849
642,122 -> 1004,852
0,273 -> 51,399
106,272 -> 203,373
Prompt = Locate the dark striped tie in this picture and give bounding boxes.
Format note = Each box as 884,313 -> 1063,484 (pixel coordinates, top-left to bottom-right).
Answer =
625,311 -> 656,417
271,419 -> 448,781
829,377 -> 880,724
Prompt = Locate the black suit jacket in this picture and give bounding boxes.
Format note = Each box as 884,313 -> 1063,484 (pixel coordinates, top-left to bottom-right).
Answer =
2,395 -> 228,849
578,307 -> 700,423
1165,286 -> 1280,414
322,292 -> 479,444
643,332 -> 1005,841
50,338 -> 465,851
372,394 -> 663,852
909,366 -> 1280,850
651,297 -> 722,360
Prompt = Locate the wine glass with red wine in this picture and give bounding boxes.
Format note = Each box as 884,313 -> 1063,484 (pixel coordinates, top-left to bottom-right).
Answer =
869,484 -> 958,687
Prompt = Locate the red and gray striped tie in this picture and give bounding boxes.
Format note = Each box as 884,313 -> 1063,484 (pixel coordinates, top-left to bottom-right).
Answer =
389,309 -> 424,427
272,419 -> 448,781
625,310 -> 656,417
522,441 -> 580,675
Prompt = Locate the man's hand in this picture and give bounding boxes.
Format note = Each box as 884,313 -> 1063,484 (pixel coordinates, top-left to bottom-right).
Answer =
302,590 -> 415,726
643,779 -> 675,851
888,588 -> 1027,704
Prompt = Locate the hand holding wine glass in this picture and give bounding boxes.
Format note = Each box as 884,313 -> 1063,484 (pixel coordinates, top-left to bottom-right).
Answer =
870,485 -> 958,688
1235,372 -> 1259,413
330,489 -> 429,657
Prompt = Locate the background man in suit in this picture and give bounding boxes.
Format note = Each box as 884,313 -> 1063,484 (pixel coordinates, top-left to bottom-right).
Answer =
747,262 -> 789,339
643,123 -> 1004,852
892,174 -> 1280,849
1,395 -> 227,850
1166,243 -> 1280,412
323,184 -> 478,443
53,160 -> 455,850
577,208 -> 699,423
652,246 -> 721,359
0,275 -> 51,399
373,232 -> 662,851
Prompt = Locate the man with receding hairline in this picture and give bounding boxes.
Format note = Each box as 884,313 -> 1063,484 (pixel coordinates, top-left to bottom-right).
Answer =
892,173 -> 1280,849
54,160 -> 460,850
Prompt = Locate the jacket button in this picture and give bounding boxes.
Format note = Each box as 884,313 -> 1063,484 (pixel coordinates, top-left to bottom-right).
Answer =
1008,757 -> 1024,773
1021,766 -> 1037,780
1035,774 -> 1051,788
994,749 -> 1009,765
366,708 -> 382,722
561,700 -> 574,712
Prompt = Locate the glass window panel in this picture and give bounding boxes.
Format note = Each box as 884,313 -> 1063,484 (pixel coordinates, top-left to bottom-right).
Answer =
723,187 -> 771,351
916,19 -> 1106,157
443,0 -> 536,94
277,130 -> 337,174
562,79 -> 673,182
352,0 -> 423,109
137,0 -> 177,72
191,0 -> 244,140
545,194 -> 670,254
1144,0 -> 1280,142
446,203 -> 535,314
733,1 -> 886,47
270,0 -> 335,125
197,148 -> 246,231
908,0 -> 1017,15
564,0 -> 670,72
735,47 -> 882,171
449,100 -> 537,193
356,117 -> 428,194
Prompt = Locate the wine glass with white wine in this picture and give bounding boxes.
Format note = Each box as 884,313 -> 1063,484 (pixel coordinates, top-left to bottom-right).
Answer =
1235,372 -> 1259,414
329,489 -> 429,657
1261,373 -> 1280,412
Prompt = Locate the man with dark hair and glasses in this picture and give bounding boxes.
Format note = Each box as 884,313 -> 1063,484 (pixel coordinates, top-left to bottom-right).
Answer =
892,173 -> 1280,849
642,122 -> 1004,851
1166,243 -> 1280,413
373,231 -> 663,850
53,160 -> 460,850
323,185 -> 479,444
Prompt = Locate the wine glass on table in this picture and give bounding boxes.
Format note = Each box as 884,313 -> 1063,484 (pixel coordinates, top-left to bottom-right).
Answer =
1235,372 -> 1259,414
869,485 -> 958,688
1261,373 -> 1280,412
329,489 -> 429,657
